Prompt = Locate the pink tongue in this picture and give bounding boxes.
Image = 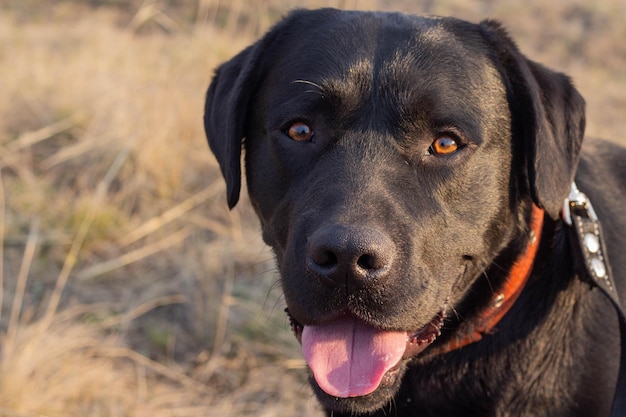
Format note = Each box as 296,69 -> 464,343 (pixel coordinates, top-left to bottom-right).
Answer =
301,316 -> 407,398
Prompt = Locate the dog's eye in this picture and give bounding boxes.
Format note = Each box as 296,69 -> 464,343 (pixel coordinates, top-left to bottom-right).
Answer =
429,136 -> 459,155
287,122 -> 314,142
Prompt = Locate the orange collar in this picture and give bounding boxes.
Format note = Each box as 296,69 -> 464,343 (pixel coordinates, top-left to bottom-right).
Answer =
438,204 -> 545,354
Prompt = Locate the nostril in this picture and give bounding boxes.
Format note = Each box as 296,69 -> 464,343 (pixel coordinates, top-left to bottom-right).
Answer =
308,235 -> 340,270
357,253 -> 379,270
314,250 -> 338,269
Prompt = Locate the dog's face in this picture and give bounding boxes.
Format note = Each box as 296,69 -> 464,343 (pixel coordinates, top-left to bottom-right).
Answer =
204,9 -> 584,414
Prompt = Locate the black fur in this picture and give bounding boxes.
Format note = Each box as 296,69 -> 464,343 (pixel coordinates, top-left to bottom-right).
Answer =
204,9 -> 625,416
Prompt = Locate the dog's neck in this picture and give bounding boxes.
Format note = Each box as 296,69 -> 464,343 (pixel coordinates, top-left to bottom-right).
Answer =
438,204 -> 545,354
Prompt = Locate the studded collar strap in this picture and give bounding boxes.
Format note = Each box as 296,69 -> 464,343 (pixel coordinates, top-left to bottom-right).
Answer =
436,204 -> 545,354
563,183 -> 615,293
563,183 -> 626,417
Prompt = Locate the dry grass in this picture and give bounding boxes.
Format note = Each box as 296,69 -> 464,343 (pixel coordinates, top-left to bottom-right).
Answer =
0,0 -> 624,415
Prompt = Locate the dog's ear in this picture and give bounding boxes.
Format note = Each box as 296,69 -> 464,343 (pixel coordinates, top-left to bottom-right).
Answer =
479,20 -> 585,219
204,9 -> 339,208
204,15 -> 291,208
204,42 -> 264,209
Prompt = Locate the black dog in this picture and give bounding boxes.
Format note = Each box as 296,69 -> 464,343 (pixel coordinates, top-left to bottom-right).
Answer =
204,9 -> 625,416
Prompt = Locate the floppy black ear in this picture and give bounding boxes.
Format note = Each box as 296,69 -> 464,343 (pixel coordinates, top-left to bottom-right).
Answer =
204,9 -> 338,209
479,20 -> 586,219
204,43 -> 262,209
204,16 -> 292,209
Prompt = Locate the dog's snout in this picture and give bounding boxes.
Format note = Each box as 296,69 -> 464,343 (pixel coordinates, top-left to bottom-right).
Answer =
306,225 -> 395,286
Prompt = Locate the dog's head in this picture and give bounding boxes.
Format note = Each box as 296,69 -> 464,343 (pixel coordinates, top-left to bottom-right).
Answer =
204,9 -> 585,414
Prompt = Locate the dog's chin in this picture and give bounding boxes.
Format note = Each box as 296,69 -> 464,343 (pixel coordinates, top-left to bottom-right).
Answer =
309,360 -> 407,414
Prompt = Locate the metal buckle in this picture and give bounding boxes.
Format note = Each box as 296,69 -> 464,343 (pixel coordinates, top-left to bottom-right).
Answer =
563,182 -> 598,226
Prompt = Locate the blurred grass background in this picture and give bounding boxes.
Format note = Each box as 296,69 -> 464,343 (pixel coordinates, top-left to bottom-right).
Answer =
0,0 -> 624,415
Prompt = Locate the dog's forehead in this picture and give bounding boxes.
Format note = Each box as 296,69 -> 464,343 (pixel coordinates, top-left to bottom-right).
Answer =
262,11 -> 504,127
272,12 -> 490,82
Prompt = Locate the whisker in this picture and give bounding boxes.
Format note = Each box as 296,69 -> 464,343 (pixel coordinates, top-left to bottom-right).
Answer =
292,79 -> 326,96
292,79 -> 323,90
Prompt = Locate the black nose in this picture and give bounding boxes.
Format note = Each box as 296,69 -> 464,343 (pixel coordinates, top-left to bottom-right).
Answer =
306,225 -> 395,287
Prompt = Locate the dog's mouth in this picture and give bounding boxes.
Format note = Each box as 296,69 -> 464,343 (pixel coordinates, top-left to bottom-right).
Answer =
286,308 -> 445,399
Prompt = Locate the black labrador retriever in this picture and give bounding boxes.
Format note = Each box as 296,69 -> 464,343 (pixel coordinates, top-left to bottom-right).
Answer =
203,8 -> 625,416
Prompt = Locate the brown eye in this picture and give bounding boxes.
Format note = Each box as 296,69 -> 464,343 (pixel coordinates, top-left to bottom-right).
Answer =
287,122 -> 313,142
430,136 -> 459,155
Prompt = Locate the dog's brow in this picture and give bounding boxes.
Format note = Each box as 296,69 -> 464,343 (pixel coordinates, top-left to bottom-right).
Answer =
292,79 -> 327,96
